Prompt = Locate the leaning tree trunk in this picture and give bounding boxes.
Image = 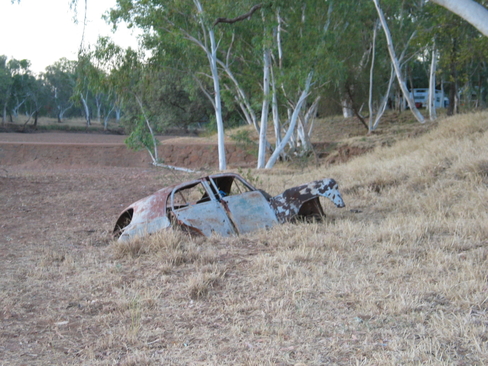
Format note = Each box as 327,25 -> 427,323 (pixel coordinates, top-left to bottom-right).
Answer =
373,0 -> 425,124
80,93 -> 91,127
431,0 -> 488,37
371,67 -> 395,132
265,72 -> 313,169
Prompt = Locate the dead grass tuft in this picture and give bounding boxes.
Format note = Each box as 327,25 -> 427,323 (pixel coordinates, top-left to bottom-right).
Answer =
187,265 -> 227,300
111,238 -> 146,259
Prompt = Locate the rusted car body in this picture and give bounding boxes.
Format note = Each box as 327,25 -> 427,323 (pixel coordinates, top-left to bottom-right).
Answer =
113,173 -> 345,242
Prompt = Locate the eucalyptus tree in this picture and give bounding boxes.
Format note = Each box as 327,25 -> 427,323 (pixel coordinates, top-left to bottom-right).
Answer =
420,1 -> 488,115
93,45 -> 159,162
258,1 -> 341,167
0,56 -> 13,124
43,58 -> 77,122
9,64 -> 31,119
109,0 -> 239,170
73,54 -> 97,126
92,39 -> 200,171
373,0 -> 425,123
20,76 -> 50,128
210,0 -> 373,167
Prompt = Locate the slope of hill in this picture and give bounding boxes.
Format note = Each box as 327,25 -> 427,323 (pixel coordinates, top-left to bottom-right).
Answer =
1,111 -> 487,365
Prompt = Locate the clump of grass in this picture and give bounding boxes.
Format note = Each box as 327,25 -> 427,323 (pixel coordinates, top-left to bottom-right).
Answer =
38,249 -> 68,267
110,229 -> 211,268
111,238 -> 145,259
187,265 -> 227,299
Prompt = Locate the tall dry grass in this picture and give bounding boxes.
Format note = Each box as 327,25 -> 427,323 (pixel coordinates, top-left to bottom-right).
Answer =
105,112 -> 488,365
3,112 -> 488,365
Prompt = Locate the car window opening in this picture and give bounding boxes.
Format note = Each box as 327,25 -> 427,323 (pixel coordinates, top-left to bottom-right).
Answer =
113,208 -> 133,237
170,182 -> 212,210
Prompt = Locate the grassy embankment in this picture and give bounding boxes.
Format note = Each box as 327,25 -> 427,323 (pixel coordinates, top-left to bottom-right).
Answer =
3,111 -> 488,365
111,112 -> 488,364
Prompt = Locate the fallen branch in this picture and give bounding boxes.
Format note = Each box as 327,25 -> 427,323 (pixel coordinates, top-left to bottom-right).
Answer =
153,161 -> 197,173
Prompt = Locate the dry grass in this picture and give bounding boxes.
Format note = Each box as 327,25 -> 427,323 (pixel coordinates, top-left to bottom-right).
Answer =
1,112 -> 488,365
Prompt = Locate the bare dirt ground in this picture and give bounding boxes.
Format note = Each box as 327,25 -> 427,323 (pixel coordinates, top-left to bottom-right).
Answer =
0,132 -> 260,169
0,160 -> 201,364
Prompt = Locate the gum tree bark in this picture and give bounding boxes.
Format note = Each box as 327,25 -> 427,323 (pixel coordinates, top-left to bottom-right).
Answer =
368,21 -> 378,132
431,0 -> 488,37
193,0 -> 226,170
428,47 -> 437,121
257,48 -> 271,169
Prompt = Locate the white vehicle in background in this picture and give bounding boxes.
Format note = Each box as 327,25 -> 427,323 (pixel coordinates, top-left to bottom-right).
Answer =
410,88 -> 448,108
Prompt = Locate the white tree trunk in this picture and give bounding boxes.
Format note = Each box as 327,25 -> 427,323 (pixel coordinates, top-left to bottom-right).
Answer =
257,48 -> 271,169
431,0 -> 488,37
135,94 -> 159,163
115,105 -> 121,123
80,92 -> 91,126
12,99 -> 25,118
276,9 -> 283,69
368,21 -> 378,131
271,67 -> 281,150
208,29 -> 227,171
341,98 -> 353,118
95,94 -> 102,124
371,67 -> 395,131
428,47 -> 437,121
104,103 -> 115,130
295,98 -> 319,155
194,0 -> 226,170
265,72 -> 313,169
373,0 -> 425,124
218,60 -> 259,131
57,103 -> 73,122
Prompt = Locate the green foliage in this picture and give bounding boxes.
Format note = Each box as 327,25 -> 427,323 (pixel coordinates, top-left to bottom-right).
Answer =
5,0 -> 488,129
230,128 -> 258,156
124,116 -> 158,152
237,167 -> 262,187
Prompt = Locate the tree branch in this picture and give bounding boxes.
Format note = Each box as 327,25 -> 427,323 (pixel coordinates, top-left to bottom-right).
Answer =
214,4 -> 262,26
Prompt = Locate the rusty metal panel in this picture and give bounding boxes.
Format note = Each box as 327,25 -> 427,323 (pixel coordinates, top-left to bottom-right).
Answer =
173,200 -> 236,237
270,178 -> 345,223
115,190 -> 172,242
221,191 -> 278,234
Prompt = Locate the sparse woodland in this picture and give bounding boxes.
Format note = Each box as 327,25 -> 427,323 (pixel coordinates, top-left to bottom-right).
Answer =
2,0 -> 488,169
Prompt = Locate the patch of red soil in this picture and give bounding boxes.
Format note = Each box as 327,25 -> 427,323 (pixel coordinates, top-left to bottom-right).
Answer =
0,132 -> 256,169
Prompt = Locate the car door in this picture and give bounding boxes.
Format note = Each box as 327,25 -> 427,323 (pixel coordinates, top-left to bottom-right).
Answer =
208,176 -> 278,234
170,180 -> 236,237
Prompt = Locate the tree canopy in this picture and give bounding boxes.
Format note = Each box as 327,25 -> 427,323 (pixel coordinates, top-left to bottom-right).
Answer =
4,0 -> 488,168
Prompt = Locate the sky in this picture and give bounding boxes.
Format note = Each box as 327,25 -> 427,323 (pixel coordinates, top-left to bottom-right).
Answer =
0,0 -> 139,74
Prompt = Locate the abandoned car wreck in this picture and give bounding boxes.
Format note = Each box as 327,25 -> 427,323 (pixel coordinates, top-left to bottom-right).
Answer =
113,173 -> 345,242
